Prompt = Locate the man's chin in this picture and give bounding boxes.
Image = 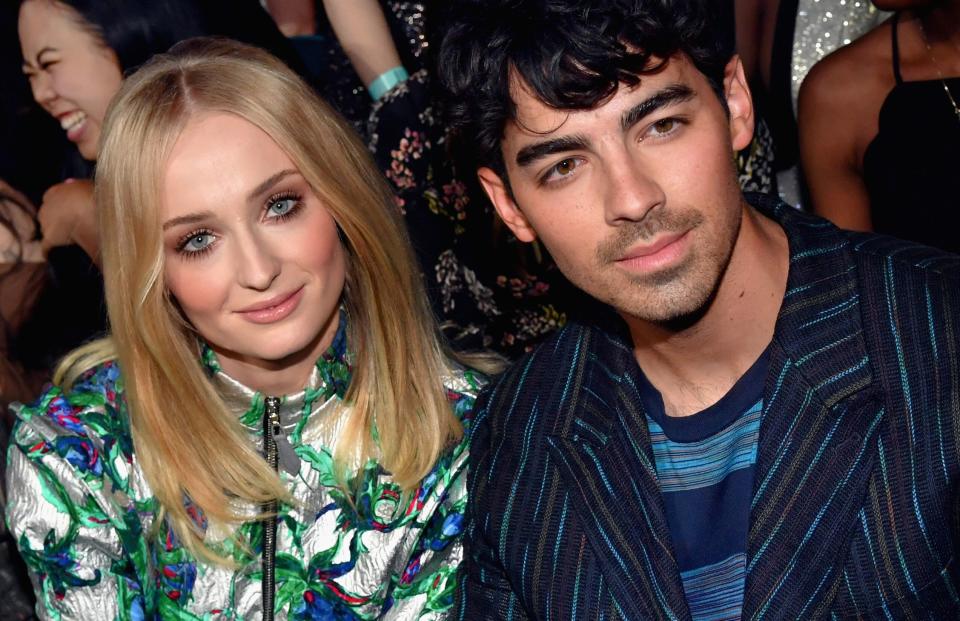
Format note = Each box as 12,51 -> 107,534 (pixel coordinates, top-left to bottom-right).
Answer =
612,274 -> 722,330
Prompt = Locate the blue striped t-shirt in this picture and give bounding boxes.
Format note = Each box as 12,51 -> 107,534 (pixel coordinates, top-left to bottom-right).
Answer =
637,348 -> 769,621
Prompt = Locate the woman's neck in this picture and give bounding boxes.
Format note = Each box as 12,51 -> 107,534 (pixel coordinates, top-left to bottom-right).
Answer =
213,312 -> 341,396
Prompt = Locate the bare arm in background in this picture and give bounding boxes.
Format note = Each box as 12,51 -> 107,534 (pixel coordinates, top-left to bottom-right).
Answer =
797,22 -> 893,232
37,179 -> 100,264
321,0 -> 402,86
264,0 -> 316,37
734,0 -> 780,89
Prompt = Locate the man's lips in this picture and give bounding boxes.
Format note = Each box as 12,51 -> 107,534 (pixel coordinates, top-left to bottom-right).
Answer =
617,231 -> 688,261
236,286 -> 304,324
614,230 -> 691,273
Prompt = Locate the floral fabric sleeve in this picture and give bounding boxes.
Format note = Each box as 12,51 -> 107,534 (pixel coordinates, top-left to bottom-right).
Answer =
6,434 -> 128,619
384,380 -> 477,620
5,364 -> 151,620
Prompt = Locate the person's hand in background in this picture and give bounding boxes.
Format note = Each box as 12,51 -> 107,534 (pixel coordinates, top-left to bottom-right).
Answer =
37,178 -> 99,263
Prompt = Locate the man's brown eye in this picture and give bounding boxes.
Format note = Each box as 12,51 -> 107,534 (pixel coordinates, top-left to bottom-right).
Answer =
653,119 -> 677,133
556,159 -> 575,175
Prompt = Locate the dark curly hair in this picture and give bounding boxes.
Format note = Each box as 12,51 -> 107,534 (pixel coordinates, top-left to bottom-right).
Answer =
435,0 -> 733,181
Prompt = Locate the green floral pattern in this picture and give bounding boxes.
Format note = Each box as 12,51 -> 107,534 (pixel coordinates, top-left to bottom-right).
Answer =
5,329 -> 480,620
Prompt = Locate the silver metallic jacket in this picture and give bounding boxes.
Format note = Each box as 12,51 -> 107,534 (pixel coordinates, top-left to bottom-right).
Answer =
5,340 -> 481,620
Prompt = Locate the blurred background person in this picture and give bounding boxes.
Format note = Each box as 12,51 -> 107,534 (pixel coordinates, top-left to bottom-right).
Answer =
735,0 -> 889,207
799,0 -> 960,253
0,180 -> 45,410
265,0 -> 582,356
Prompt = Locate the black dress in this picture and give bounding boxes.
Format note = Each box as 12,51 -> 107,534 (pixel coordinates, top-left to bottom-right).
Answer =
862,13 -> 960,254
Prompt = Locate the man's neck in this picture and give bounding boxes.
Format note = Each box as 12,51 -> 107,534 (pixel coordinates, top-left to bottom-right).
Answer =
624,202 -> 789,418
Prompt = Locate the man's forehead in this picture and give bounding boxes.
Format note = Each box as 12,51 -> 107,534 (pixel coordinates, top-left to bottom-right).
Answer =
504,54 -> 697,136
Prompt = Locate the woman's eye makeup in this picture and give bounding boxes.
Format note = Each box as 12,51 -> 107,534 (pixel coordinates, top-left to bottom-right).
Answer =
169,191 -> 305,258
264,191 -> 304,221
176,229 -> 216,257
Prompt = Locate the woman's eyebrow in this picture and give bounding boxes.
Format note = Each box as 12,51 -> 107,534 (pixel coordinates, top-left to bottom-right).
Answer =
162,211 -> 215,231
22,46 -> 58,70
246,169 -> 298,202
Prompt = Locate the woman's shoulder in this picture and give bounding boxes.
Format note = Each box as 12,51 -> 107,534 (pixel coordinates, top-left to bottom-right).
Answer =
801,20 -> 894,110
9,359 -> 133,483
442,364 -> 490,427
13,360 -> 125,430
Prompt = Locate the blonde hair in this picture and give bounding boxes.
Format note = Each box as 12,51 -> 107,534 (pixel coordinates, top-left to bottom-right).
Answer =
60,37 -> 462,561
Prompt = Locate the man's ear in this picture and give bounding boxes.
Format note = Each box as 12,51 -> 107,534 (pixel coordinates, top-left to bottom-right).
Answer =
477,166 -> 538,242
723,55 -> 755,152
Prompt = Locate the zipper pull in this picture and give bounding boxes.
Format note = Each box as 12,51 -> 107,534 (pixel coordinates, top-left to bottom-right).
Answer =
272,428 -> 300,476
265,402 -> 300,476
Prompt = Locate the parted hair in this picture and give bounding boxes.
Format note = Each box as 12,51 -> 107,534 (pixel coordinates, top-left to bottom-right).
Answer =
434,0 -> 732,180
59,37 -> 461,561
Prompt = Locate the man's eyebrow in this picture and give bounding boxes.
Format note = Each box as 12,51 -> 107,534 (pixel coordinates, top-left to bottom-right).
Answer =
246,169 -> 297,202
515,134 -> 590,168
620,84 -> 696,131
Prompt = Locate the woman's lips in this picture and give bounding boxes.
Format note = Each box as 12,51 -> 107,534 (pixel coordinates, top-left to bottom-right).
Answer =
59,110 -> 87,142
236,286 -> 304,324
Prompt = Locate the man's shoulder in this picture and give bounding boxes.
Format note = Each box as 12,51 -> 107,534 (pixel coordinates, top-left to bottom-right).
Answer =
476,319 -> 627,428
842,231 -> 960,282
485,321 -> 594,390
761,197 -> 960,285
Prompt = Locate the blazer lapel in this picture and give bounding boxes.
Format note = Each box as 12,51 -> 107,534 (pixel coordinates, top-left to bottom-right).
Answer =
546,325 -> 691,621
743,203 -> 885,619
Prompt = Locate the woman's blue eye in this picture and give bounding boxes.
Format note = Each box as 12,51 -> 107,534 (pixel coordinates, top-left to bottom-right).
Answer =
268,197 -> 299,218
182,232 -> 214,252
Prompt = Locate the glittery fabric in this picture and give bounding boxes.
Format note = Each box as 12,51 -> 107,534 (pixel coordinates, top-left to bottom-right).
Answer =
385,2 -> 428,61
0,420 -> 36,620
4,323 -> 481,620
791,0 -> 890,110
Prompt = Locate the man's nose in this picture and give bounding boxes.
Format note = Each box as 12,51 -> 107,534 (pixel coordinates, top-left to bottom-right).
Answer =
603,153 -> 665,225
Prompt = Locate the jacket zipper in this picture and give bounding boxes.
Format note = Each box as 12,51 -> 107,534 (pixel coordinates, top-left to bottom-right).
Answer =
261,396 -> 281,621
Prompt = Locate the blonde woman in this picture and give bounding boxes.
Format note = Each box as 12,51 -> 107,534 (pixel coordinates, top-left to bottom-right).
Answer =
4,38 -> 484,621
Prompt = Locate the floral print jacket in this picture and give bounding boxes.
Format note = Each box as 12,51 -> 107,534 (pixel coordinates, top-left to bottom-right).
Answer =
4,327 -> 481,620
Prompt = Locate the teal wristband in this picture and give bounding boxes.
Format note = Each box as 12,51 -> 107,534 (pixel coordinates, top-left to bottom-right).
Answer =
367,66 -> 409,101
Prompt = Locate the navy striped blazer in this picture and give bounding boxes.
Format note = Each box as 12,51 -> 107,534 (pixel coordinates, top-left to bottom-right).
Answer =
457,198 -> 960,620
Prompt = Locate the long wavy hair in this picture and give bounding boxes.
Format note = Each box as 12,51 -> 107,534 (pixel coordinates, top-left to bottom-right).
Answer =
58,37 -> 461,561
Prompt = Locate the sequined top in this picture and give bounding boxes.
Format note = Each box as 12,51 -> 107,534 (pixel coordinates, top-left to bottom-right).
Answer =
4,325 -> 481,620
791,0 -> 889,111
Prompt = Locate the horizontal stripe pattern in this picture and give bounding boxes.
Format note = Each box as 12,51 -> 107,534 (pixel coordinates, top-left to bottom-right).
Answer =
648,402 -> 762,492
681,553 -> 747,621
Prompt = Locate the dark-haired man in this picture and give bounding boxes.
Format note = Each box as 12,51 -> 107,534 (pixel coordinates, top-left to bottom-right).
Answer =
436,1 -> 960,618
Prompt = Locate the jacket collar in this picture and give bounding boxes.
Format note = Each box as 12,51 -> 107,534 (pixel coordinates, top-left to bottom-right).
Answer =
201,310 -> 351,435
545,196 -> 884,619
